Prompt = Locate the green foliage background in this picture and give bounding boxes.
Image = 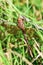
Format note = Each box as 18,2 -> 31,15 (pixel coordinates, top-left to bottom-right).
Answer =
0,0 -> 43,65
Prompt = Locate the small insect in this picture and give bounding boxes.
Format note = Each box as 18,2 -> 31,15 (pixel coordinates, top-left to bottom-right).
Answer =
18,17 -> 25,32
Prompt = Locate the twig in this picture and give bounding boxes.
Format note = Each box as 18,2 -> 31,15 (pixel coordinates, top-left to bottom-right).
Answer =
32,54 -> 40,63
